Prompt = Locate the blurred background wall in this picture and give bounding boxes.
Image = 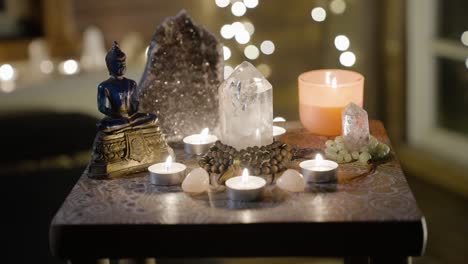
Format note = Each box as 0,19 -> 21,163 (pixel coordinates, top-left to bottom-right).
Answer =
0,0 -> 467,263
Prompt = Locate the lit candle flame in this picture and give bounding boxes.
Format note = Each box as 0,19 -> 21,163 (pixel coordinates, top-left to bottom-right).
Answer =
315,153 -> 324,162
331,77 -> 337,89
255,128 -> 260,139
200,127 -> 209,144
164,156 -> 172,171
241,168 -> 249,184
201,128 -> 209,136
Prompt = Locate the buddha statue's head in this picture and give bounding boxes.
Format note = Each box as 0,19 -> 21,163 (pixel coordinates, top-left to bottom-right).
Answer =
105,41 -> 126,77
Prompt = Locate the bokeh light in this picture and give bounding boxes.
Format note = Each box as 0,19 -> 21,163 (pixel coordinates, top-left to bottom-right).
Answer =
223,46 -> 232,60
220,24 -> 235,39
260,40 -> 275,55
235,30 -> 250,44
257,63 -> 271,78
215,0 -> 230,8
0,64 -> 15,81
243,22 -> 255,35
224,65 -> 234,79
40,60 -> 54,74
231,2 -> 247,17
329,0 -> 346,14
60,59 -> 79,75
311,7 -> 326,22
244,0 -> 258,8
461,31 -> 468,46
334,35 -> 350,51
339,51 -> 356,67
244,45 -> 260,60
231,21 -> 244,32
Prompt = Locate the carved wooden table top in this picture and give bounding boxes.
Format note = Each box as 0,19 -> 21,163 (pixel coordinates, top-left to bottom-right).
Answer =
50,121 -> 426,260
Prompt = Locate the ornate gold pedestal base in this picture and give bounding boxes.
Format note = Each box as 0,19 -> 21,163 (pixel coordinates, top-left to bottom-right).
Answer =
87,125 -> 171,179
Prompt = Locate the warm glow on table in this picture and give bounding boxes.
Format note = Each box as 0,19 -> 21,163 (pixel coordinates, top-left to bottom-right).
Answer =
298,69 -> 364,136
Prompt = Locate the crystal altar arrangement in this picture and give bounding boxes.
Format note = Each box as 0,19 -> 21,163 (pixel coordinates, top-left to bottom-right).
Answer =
199,62 -> 294,181
87,42 -> 171,179
138,10 -> 223,142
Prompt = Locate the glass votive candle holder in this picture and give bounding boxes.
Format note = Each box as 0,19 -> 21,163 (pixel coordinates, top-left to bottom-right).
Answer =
298,69 -> 364,136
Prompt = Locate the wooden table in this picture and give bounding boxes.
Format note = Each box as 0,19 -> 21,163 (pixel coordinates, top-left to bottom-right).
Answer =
50,121 -> 426,264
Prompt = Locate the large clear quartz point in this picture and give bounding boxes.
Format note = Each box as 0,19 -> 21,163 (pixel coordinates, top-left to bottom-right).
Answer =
342,102 -> 370,151
219,61 -> 273,150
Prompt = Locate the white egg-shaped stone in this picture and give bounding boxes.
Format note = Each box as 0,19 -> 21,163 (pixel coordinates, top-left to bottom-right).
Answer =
182,168 -> 210,193
276,169 -> 305,192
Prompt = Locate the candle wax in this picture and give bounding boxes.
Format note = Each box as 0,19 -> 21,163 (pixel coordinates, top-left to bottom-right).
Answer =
183,134 -> 218,145
305,165 -> 335,172
299,104 -> 344,136
148,162 -> 186,174
226,176 -> 266,190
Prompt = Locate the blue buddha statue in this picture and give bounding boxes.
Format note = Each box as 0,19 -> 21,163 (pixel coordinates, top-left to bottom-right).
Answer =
97,41 -> 156,133
88,41 -> 170,179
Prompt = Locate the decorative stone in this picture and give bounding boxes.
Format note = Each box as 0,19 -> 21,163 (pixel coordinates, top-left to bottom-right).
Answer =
181,168 -> 210,193
138,10 -> 223,142
342,102 -> 370,151
276,169 -> 305,192
219,61 -> 273,150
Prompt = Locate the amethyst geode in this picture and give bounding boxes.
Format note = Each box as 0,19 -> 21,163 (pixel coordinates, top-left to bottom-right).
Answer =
138,10 -> 223,142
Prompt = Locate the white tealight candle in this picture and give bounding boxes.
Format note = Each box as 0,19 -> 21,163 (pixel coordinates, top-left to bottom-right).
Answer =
299,153 -> 338,183
148,156 -> 187,185
183,128 -> 218,155
225,168 -> 266,201
273,125 -> 286,140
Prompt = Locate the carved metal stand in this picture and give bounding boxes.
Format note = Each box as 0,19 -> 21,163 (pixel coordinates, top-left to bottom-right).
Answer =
87,124 -> 170,179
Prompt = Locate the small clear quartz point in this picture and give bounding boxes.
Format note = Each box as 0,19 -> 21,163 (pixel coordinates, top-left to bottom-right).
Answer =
342,103 -> 370,151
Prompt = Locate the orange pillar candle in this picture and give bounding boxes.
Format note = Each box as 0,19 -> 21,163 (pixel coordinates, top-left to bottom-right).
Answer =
298,69 -> 364,136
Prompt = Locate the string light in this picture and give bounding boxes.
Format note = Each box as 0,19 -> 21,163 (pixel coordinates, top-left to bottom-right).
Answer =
60,59 -> 79,75
224,65 -> 234,79
215,0 -> 230,8
257,63 -> 271,78
339,51 -> 356,67
243,22 -> 255,35
461,31 -> 468,46
220,24 -> 235,39
311,7 -> 326,22
243,0 -> 258,8
223,46 -> 232,60
231,2 -> 247,17
40,60 -> 54,74
329,0 -> 346,14
244,45 -> 259,60
260,40 -> 275,55
334,35 -> 350,51
235,30 -> 250,44
0,64 -> 15,81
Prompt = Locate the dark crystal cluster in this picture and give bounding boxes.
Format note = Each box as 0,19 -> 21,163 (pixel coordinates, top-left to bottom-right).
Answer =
138,10 -> 223,142
199,141 -> 294,175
